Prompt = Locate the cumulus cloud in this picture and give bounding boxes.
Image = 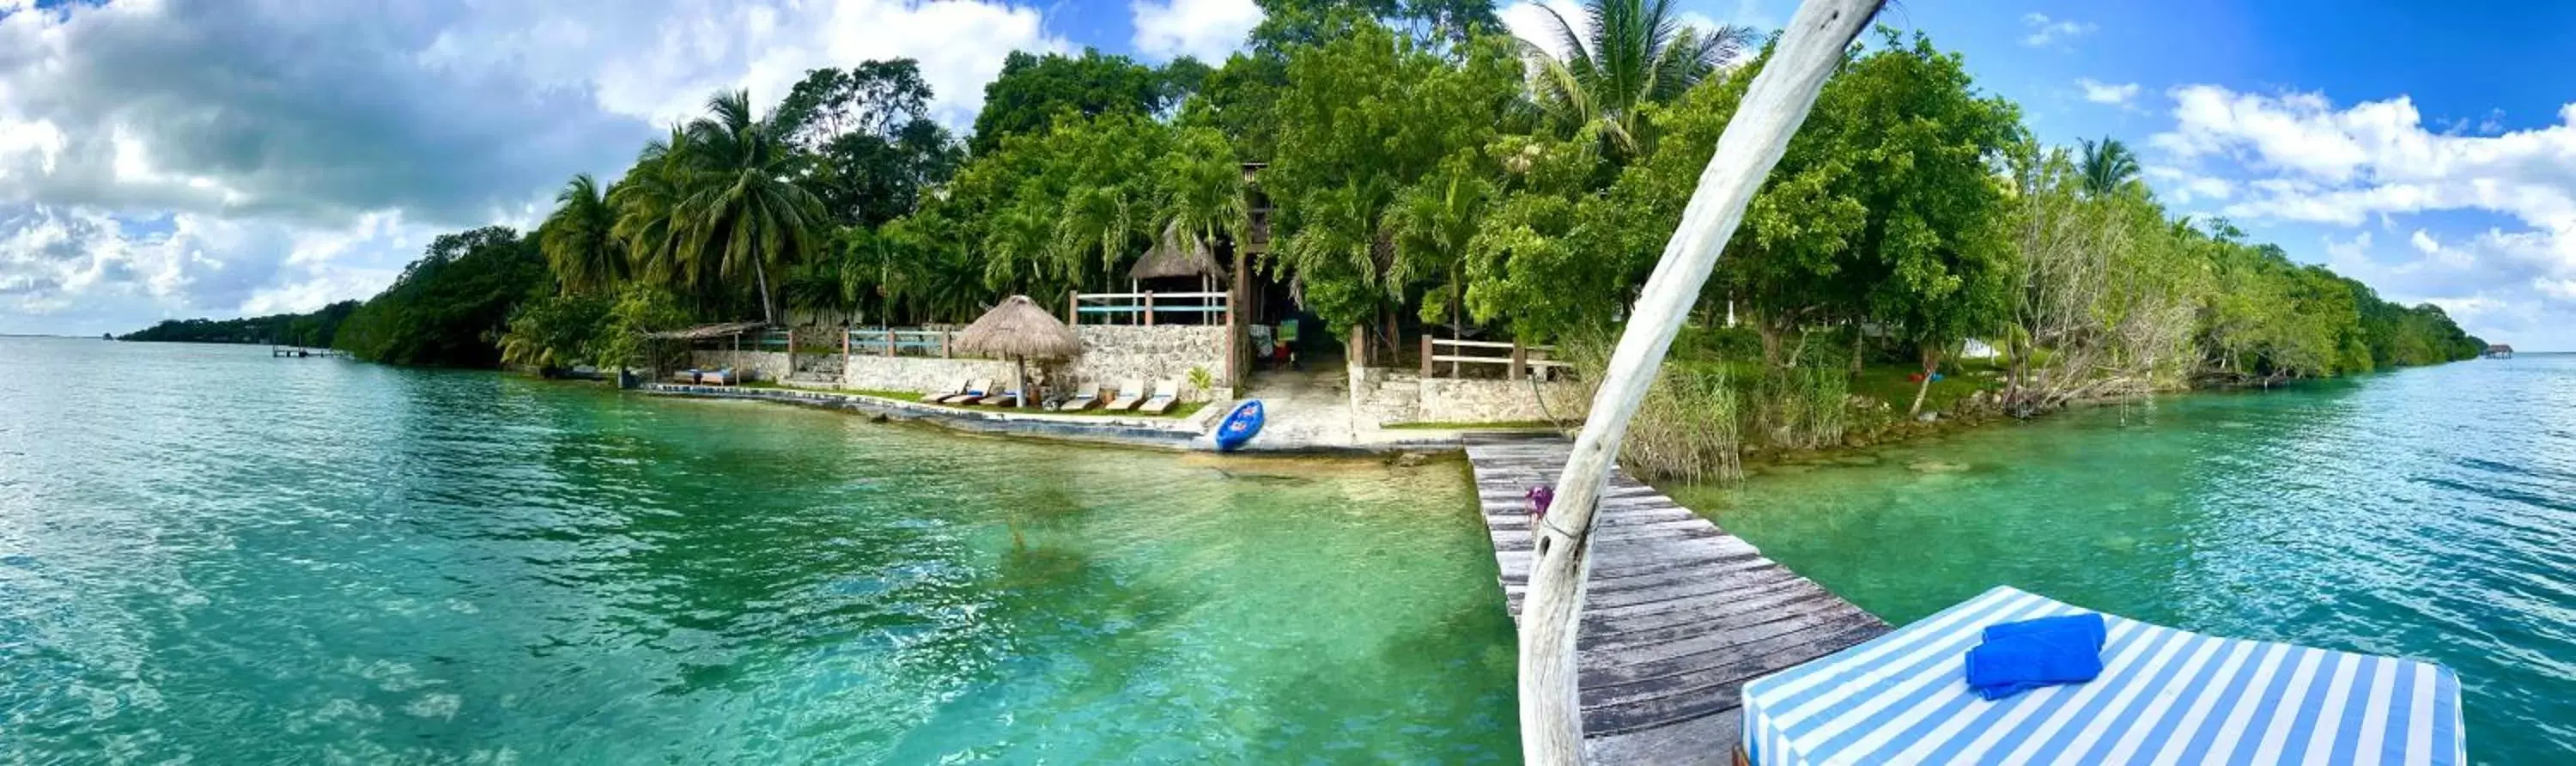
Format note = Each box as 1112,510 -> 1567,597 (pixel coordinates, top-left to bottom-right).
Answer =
2148,83 -> 2576,346
1130,0 -> 1263,63
2143,165 -> 2233,204
2021,13 -> 2095,48
0,0 -> 1070,334
2076,78 -> 2140,107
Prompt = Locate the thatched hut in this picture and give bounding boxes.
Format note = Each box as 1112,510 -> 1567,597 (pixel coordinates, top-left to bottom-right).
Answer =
953,295 -> 1084,408
1130,221 -> 1227,288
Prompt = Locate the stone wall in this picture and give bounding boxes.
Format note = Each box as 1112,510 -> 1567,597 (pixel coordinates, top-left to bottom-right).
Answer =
1418,377 -> 1589,424
842,355 -> 1017,394
1061,325 -> 1230,402
1343,365 -> 1591,425
1349,367 -> 1419,426
689,350 -> 792,383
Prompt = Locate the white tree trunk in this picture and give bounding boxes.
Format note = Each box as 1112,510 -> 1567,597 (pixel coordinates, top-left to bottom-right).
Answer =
1515,2 -> 1883,763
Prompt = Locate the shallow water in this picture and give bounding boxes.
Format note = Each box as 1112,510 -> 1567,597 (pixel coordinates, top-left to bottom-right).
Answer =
1676,356 -> 2576,764
0,337 -> 1518,763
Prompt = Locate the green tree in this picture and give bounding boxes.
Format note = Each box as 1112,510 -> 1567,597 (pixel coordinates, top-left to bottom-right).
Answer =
772,62 -> 963,228
1157,126 -> 1249,261
497,293 -> 611,369
611,128 -> 697,291
538,173 -> 624,295
1389,151 -> 1493,350
1519,0 -> 1755,156
2079,136 -> 2141,196
969,49 -> 1174,155
1263,19 -> 1522,356
333,227 -> 547,367
676,89 -> 833,325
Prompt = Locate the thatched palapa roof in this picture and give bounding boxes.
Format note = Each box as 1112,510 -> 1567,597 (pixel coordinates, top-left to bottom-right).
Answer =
1129,222 -> 1227,281
643,321 -> 768,340
954,296 -> 1083,359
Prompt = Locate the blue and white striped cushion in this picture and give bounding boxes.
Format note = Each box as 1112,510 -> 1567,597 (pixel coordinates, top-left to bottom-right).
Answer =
1741,586 -> 2465,765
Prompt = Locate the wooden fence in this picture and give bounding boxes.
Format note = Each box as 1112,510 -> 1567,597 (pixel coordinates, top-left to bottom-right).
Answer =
1420,337 -> 1572,380
1068,291 -> 1230,326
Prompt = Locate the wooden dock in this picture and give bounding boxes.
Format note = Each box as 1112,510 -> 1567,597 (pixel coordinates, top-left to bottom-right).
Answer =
1465,437 -> 1889,764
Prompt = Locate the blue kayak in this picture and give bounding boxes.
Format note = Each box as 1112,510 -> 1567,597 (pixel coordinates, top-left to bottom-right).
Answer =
1214,399 -> 1264,452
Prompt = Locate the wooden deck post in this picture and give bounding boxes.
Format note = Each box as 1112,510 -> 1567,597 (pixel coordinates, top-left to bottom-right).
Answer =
1067,293 -> 1079,326
1514,2 -> 1880,763
1419,334 -> 1434,377
940,331 -> 951,358
884,328 -> 896,357
1144,292 -> 1157,327
1510,341 -> 1526,381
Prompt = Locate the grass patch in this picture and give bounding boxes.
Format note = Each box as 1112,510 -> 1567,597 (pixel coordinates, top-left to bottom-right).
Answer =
1383,419 -> 1566,430
1847,361 -> 2006,414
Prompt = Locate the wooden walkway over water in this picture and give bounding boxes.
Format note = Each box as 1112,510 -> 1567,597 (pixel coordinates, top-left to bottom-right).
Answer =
1465,437 -> 1890,764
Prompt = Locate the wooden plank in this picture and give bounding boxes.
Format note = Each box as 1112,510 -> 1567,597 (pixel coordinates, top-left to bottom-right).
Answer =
1464,437 -> 1892,763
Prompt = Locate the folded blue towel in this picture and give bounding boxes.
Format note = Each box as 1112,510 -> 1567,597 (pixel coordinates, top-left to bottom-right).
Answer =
1985,612 -> 2106,647
1965,612 -> 2105,700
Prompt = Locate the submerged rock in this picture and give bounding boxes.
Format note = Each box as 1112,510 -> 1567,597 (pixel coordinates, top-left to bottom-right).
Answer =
1906,459 -> 1971,473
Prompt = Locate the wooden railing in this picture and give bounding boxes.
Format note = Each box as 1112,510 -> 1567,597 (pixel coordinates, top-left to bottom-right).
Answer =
1068,291 -> 1230,326
1420,337 -> 1572,380
843,328 -> 958,358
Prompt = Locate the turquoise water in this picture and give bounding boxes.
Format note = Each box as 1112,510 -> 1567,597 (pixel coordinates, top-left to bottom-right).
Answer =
0,337 -> 1518,763
1677,356 -> 2576,764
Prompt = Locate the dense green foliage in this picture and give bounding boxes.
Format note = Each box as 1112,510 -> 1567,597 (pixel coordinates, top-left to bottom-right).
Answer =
119,301 -> 358,346
124,0 -> 2487,396
331,227 -> 547,367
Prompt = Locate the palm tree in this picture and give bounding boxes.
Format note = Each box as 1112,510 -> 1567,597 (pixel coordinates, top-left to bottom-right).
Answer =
675,89 -> 832,325
1521,0 -> 1758,155
611,128 -> 697,291
1158,129 -> 1248,259
2079,136 -> 2141,196
1389,161 -> 1492,373
538,173 -> 623,295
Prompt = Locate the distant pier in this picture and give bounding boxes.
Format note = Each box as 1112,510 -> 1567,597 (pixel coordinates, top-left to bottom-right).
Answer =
270,345 -> 349,358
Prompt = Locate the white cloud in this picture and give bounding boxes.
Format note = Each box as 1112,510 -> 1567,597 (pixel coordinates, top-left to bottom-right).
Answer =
2076,78 -> 2140,107
2148,84 -> 2576,346
2143,165 -> 2233,204
2021,13 -> 2095,48
0,0 -> 1073,334
1130,0 -> 1263,63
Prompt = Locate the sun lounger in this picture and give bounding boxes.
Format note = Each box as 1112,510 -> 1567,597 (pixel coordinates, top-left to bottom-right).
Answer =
1740,586 -> 2464,765
970,388 -> 1023,407
1058,381 -> 1101,411
700,368 -> 738,386
1101,379 -> 1146,411
670,368 -> 701,384
921,378 -> 969,403
935,380 -> 990,404
1137,379 -> 1181,414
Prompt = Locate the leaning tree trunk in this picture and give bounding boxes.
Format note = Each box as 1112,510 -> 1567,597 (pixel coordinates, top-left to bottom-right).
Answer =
754,258 -> 776,325
1516,2 -> 1881,763
1909,343 -> 1943,416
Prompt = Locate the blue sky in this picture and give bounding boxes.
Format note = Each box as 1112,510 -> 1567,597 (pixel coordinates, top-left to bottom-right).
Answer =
3,0 -> 2570,349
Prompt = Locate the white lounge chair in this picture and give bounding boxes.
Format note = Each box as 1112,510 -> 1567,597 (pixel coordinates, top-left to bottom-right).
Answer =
935,379 -> 990,404
921,378 -> 968,403
1059,381 -> 1101,411
1101,379 -> 1146,411
1137,379 -> 1181,414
